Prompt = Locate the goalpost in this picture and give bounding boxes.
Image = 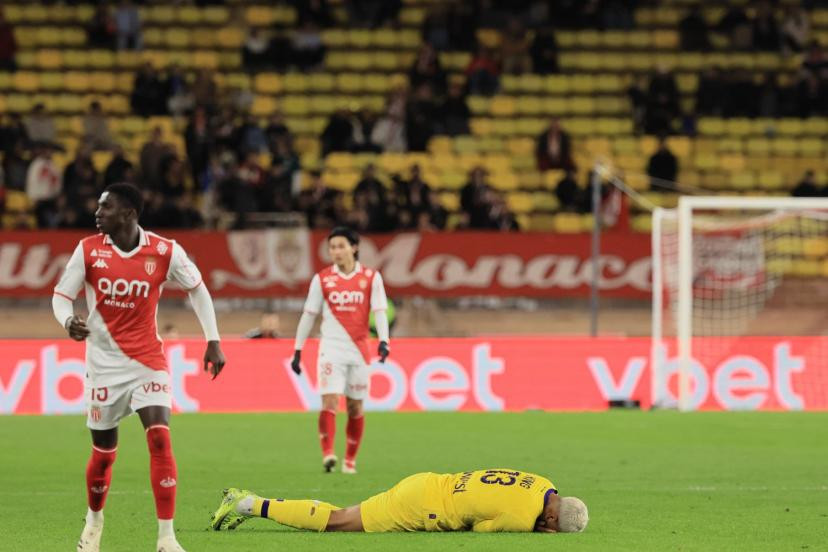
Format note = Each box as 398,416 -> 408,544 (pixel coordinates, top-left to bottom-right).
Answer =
651,196 -> 828,411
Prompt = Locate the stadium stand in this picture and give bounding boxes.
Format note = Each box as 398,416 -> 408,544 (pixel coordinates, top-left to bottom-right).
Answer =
0,0 -> 827,232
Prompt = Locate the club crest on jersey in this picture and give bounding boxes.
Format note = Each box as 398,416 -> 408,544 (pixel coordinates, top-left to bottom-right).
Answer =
156,241 -> 168,256
145,258 -> 157,275
90,406 -> 101,422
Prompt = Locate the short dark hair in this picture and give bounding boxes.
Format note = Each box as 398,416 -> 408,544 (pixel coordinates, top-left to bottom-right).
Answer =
104,182 -> 144,217
328,226 -> 359,246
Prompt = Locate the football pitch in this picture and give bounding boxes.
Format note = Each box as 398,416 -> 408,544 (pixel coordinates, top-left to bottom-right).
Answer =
1,411 -> 826,551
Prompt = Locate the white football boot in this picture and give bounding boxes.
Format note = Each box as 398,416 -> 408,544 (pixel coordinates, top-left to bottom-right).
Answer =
156,535 -> 186,552
77,521 -> 103,552
342,460 -> 357,474
323,454 -> 338,473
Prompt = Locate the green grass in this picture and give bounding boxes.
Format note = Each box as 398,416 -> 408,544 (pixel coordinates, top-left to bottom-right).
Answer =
1,412 -> 827,551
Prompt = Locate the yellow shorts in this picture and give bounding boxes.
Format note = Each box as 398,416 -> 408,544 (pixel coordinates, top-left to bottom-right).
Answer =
360,473 -> 435,532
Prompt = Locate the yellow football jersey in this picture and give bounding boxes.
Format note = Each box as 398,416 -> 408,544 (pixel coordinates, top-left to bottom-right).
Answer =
428,469 -> 557,532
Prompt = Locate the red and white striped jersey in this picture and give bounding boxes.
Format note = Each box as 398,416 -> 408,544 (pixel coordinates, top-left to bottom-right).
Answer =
303,262 -> 388,363
54,227 -> 203,384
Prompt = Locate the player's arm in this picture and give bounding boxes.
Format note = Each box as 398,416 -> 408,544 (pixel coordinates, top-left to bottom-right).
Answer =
370,271 -> 390,362
168,242 -> 225,379
52,244 -> 89,341
472,513 -> 535,533
291,275 -> 322,375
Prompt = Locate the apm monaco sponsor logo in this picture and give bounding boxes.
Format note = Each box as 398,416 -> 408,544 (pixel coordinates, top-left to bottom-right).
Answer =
328,290 -> 365,306
98,277 -> 150,298
92,258 -> 109,269
160,477 -> 177,488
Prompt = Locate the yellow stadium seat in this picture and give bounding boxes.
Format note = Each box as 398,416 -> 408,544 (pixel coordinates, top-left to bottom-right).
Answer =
13,72 -> 40,92
771,138 -> 797,156
251,96 -> 277,117
757,171 -> 785,190
507,192 -> 534,213
490,96 -> 516,117
719,155 -> 745,172
5,190 -> 31,212
726,118 -> 753,137
36,50 -> 63,70
177,6 -> 202,24
254,73 -> 282,94
693,153 -> 718,171
803,238 -> 828,258
56,94 -> 84,113
64,72 -> 91,92
164,28 -> 191,49
36,27 -> 62,47
202,6 -> 229,25
217,28 -> 244,49
746,138 -> 771,156
728,171 -> 755,190
697,118 -> 725,136
553,213 -> 586,233
798,138 -> 823,156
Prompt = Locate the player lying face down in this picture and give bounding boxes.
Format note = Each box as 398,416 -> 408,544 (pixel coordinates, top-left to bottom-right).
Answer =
211,468 -> 588,534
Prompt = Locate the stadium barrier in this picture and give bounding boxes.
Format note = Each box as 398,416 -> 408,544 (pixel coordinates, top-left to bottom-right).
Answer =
2,337 -> 826,415
0,230 -> 651,298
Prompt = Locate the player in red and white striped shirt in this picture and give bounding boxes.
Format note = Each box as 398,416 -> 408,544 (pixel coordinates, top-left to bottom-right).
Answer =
52,183 -> 226,552
291,227 -> 390,474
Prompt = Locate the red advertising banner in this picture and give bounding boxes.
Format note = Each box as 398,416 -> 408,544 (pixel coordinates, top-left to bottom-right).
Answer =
0,230 -> 651,298
1,337 -> 825,415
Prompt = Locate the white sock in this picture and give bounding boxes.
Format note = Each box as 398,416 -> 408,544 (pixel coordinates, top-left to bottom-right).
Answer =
158,519 -> 175,540
237,496 -> 254,516
86,508 -> 104,527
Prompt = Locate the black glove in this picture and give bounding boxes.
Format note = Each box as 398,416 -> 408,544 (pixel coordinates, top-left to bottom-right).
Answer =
291,350 -> 302,375
378,341 -> 390,363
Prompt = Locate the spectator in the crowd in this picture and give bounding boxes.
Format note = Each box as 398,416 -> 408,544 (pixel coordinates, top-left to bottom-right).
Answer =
192,68 -> 219,113
756,73 -> 780,118
211,107 -> 238,151
466,45 -> 500,96
265,134 -> 299,212
486,191 -> 520,231
460,166 -> 491,228
291,21 -> 326,70
26,143 -> 62,228
647,136 -> 678,191
536,118 -> 574,171
297,170 -> 342,228
724,69 -> 757,118
139,126 -> 169,187
159,154 -> 187,199
164,63 -> 193,117
372,88 -> 407,152
294,0 -> 333,28
437,81 -> 471,136
24,104 -> 58,145
679,6 -> 710,51
782,6 -> 810,55
104,144 -> 135,187
321,108 -> 355,155
405,84 -> 437,152
86,4 -> 116,50
627,75 -> 648,133
645,66 -> 680,135
352,108 -> 382,153
216,151 -> 264,226
131,62 -> 165,116
530,26 -> 559,74
695,66 -> 725,116
409,43 -> 447,96
394,164 -> 432,225
354,163 -> 387,209
556,169 -> 580,211
801,40 -> 828,81
422,4 -> 451,51
82,101 -> 114,151
245,312 -> 281,339
185,107 -> 213,189
234,114 -> 268,155
2,140 -> 29,191
752,0 -> 780,51
265,112 -> 291,152
346,0 -> 401,29
242,28 -> 270,71
0,7 -> 18,71
114,0 -> 142,50
0,113 -> 27,154
796,72 -> 824,117
350,168 -> 389,232
601,0 -> 635,30
424,190 -> 448,230
500,18 -> 532,75
792,170 -> 820,197
59,195 -> 99,229
63,145 -> 98,206
445,1 -> 476,51
718,5 -> 752,50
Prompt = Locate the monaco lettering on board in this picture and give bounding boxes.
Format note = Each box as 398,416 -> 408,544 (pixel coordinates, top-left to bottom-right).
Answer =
2,337 -> 826,415
0,231 -> 651,298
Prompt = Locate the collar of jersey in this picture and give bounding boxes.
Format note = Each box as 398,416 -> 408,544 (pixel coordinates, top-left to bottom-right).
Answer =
333,261 -> 361,280
102,226 -> 149,258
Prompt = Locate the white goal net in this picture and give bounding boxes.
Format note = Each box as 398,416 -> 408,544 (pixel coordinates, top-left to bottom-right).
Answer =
651,197 -> 828,411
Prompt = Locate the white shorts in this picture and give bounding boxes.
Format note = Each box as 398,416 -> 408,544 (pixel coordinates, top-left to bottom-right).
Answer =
86,369 -> 172,430
317,345 -> 370,400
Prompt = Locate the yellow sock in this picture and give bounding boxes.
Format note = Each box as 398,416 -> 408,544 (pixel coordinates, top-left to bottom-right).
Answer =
253,498 -> 341,532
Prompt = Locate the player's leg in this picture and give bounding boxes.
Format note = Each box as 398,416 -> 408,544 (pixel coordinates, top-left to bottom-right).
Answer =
79,379 -> 130,552
343,397 -> 364,474
343,360 -> 369,473
319,393 -> 339,471
133,369 -> 182,551
211,488 -> 362,532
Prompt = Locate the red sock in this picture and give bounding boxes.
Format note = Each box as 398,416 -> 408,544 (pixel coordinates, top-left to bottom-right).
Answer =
345,415 -> 365,466
86,446 -> 117,513
318,409 -> 336,457
146,426 -> 177,520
